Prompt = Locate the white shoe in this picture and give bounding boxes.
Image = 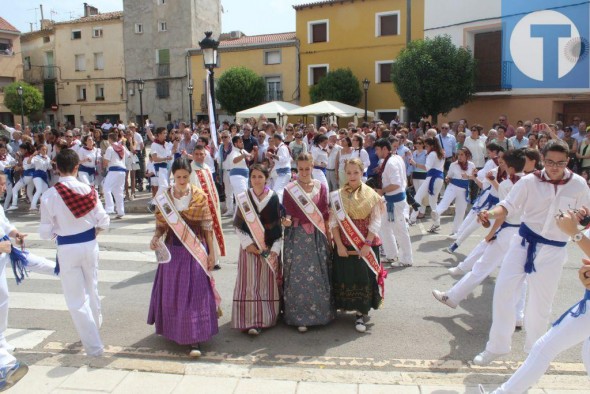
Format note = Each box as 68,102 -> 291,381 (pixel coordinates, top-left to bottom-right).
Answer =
115,214 -> 125,219
432,290 -> 457,309
515,319 -> 524,330
298,326 -> 308,333
473,350 -> 504,366
0,339 -> 15,353
189,345 -> 201,358
398,261 -> 413,267
448,267 -> 464,276
248,328 -> 261,336
355,316 -> 366,333
427,224 -> 440,233
448,233 -> 458,239
5,206 -> 17,211
409,210 -> 419,224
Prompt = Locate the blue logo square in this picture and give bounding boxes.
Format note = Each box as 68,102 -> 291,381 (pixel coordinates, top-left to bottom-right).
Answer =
502,0 -> 589,88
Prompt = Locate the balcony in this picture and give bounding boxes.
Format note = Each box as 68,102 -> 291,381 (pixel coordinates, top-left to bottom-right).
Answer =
157,63 -> 170,77
475,60 -> 513,92
266,90 -> 283,102
44,67 -> 56,80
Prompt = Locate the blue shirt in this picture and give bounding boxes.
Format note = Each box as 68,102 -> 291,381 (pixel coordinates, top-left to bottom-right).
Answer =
438,133 -> 457,159
366,146 -> 379,177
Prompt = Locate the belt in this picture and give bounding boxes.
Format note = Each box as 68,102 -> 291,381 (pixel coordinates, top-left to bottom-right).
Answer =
108,166 -> 126,172
553,290 -> 590,326
412,171 -> 427,180
384,192 -> 406,222
1,234 -> 28,284
3,168 -> 13,185
426,169 -> 444,195
230,168 -> 249,178
33,170 -> 49,185
519,223 -> 567,274
450,178 -> 470,202
276,167 -> 290,175
313,166 -> 326,174
55,228 -> 97,275
472,186 -> 499,212
78,165 -> 96,176
491,221 -> 519,240
23,168 -> 34,177
154,163 -> 167,171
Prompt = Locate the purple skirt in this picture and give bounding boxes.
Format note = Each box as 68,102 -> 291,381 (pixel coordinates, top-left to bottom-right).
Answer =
147,234 -> 218,345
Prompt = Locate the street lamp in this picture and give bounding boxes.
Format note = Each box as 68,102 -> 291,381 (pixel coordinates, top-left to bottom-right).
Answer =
362,78 -> 370,121
187,80 -> 194,131
137,79 -> 144,134
199,31 -> 219,128
17,85 -> 24,127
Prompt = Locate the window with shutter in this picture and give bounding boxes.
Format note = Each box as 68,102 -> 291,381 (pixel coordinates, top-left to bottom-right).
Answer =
379,63 -> 393,83
75,54 -> 85,71
311,23 -> 327,43
94,53 -> 104,70
312,66 -> 327,85
264,50 -> 281,65
156,81 -> 170,98
379,14 -> 399,36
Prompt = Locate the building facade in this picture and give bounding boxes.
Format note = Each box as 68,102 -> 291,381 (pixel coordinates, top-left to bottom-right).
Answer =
294,0 -> 425,124
188,31 -> 298,122
123,0 -> 222,128
0,17 -> 23,125
425,0 -> 590,127
21,8 -> 126,128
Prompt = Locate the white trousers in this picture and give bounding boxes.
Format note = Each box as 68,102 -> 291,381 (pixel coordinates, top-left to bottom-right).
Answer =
57,240 -> 103,356
380,201 -> 413,264
78,171 -> 94,186
223,171 -> 234,213
413,177 -> 443,214
486,235 -> 567,355
326,170 -> 338,192
412,179 -> 427,214
3,182 -> 13,210
103,171 -> 125,215
492,302 -> 590,394
435,183 -> 469,234
273,173 -> 291,203
10,176 -> 33,208
0,253 -> 56,347
312,169 -> 329,192
230,174 -> 249,206
457,239 -> 487,272
447,227 -> 526,321
157,167 -> 169,189
30,177 -> 48,209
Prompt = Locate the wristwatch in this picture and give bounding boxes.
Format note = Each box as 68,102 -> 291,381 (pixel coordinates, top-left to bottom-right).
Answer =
572,232 -> 584,243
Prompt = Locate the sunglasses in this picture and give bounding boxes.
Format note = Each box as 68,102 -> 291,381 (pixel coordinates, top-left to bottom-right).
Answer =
221,136 -> 228,139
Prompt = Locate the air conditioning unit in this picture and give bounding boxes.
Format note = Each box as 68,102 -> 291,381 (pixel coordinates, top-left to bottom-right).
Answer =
229,30 -> 242,39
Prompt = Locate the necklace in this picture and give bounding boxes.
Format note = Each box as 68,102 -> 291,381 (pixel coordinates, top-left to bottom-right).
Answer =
173,187 -> 189,198
298,179 -> 313,187
253,188 -> 266,199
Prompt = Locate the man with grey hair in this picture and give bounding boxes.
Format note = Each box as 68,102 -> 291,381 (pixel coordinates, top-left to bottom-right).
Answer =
510,127 -> 529,150
218,130 -> 234,215
326,131 -> 341,191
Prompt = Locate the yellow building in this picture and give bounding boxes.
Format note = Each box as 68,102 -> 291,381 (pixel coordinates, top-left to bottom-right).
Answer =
0,17 -> 23,125
295,0 -> 424,124
188,31 -> 298,122
21,7 -> 126,128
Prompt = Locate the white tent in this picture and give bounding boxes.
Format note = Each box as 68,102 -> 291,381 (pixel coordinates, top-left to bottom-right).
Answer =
285,101 -> 374,118
235,101 -> 301,120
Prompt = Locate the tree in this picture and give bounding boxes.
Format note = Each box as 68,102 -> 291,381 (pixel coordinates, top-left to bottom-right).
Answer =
309,68 -> 362,106
3,81 -> 44,118
391,35 -> 476,124
215,67 -> 266,115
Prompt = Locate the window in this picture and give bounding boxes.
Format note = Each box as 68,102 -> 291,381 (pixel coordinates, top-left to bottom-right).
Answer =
71,30 -> 82,40
156,49 -> 170,76
0,39 -> 12,55
264,50 -> 281,65
95,84 -> 105,100
308,64 -> 328,86
265,76 -> 282,101
474,30 -> 503,91
135,23 -> 143,34
75,54 -> 86,71
43,36 -> 50,43
156,81 -> 170,98
0,77 -> 15,92
92,27 -> 103,38
308,20 -> 329,43
375,110 -> 399,125
376,11 -> 400,37
376,61 -> 394,83
158,21 -> 167,32
93,53 -> 104,70
24,57 -> 31,71
77,85 -> 87,101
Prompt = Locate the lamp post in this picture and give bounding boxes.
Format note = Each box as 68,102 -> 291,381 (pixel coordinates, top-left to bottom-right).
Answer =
137,79 -> 144,134
199,31 -> 219,128
17,85 -> 24,127
362,78 -> 370,121
187,80 -> 194,131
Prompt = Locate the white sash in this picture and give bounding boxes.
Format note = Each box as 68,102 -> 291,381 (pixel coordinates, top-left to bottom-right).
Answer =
285,181 -> 327,238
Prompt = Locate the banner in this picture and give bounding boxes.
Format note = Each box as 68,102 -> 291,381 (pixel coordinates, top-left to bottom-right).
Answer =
206,69 -> 219,148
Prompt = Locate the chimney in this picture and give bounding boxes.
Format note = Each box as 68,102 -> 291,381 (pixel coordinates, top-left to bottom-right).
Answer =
40,4 -> 44,21
84,3 -> 99,17
40,19 -> 53,29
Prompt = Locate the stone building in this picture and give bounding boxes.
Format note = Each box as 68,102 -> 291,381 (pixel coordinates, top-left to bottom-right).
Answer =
0,17 -> 23,125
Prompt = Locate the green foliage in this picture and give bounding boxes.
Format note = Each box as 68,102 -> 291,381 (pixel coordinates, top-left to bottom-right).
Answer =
215,67 -> 266,115
391,35 -> 476,123
3,81 -> 44,117
309,68 -> 362,106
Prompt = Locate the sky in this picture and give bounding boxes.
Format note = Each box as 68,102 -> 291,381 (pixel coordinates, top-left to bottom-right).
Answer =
5,0 -> 310,35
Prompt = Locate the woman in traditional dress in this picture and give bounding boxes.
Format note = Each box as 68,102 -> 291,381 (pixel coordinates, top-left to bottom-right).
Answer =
148,157 -> 218,358
232,164 -> 283,336
330,158 -> 385,333
282,153 -> 335,333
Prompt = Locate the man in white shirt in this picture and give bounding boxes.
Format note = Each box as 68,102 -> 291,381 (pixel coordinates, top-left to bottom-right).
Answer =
375,138 -> 413,267
326,132 -> 341,191
218,131 -> 234,215
129,123 -> 145,191
509,126 -> 529,150
473,140 -> 590,366
100,118 -> 113,137
40,149 -> 110,357
227,135 -> 251,209
268,134 -> 291,203
102,132 -> 129,218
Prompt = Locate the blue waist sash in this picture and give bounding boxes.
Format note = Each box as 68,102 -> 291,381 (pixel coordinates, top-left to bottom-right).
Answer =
519,223 -> 567,274
276,167 -> 291,175
154,163 -> 167,172
230,168 -> 249,178
108,166 -> 126,173
313,166 -> 326,175
426,169 -> 444,195
78,165 -> 96,176
450,178 -> 470,202
472,186 -> 500,212
412,171 -> 427,180
33,170 -> 49,186
55,228 -> 96,275
3,168 -> 13,185
492,221 -> 520,239
554,290 -> 590,326
384,192 -> 406,222
1,235 -> 28,285
23,168 -> 34,177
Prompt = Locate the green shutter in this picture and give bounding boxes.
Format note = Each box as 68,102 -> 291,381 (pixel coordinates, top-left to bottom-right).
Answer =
158,49 -> 170,64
